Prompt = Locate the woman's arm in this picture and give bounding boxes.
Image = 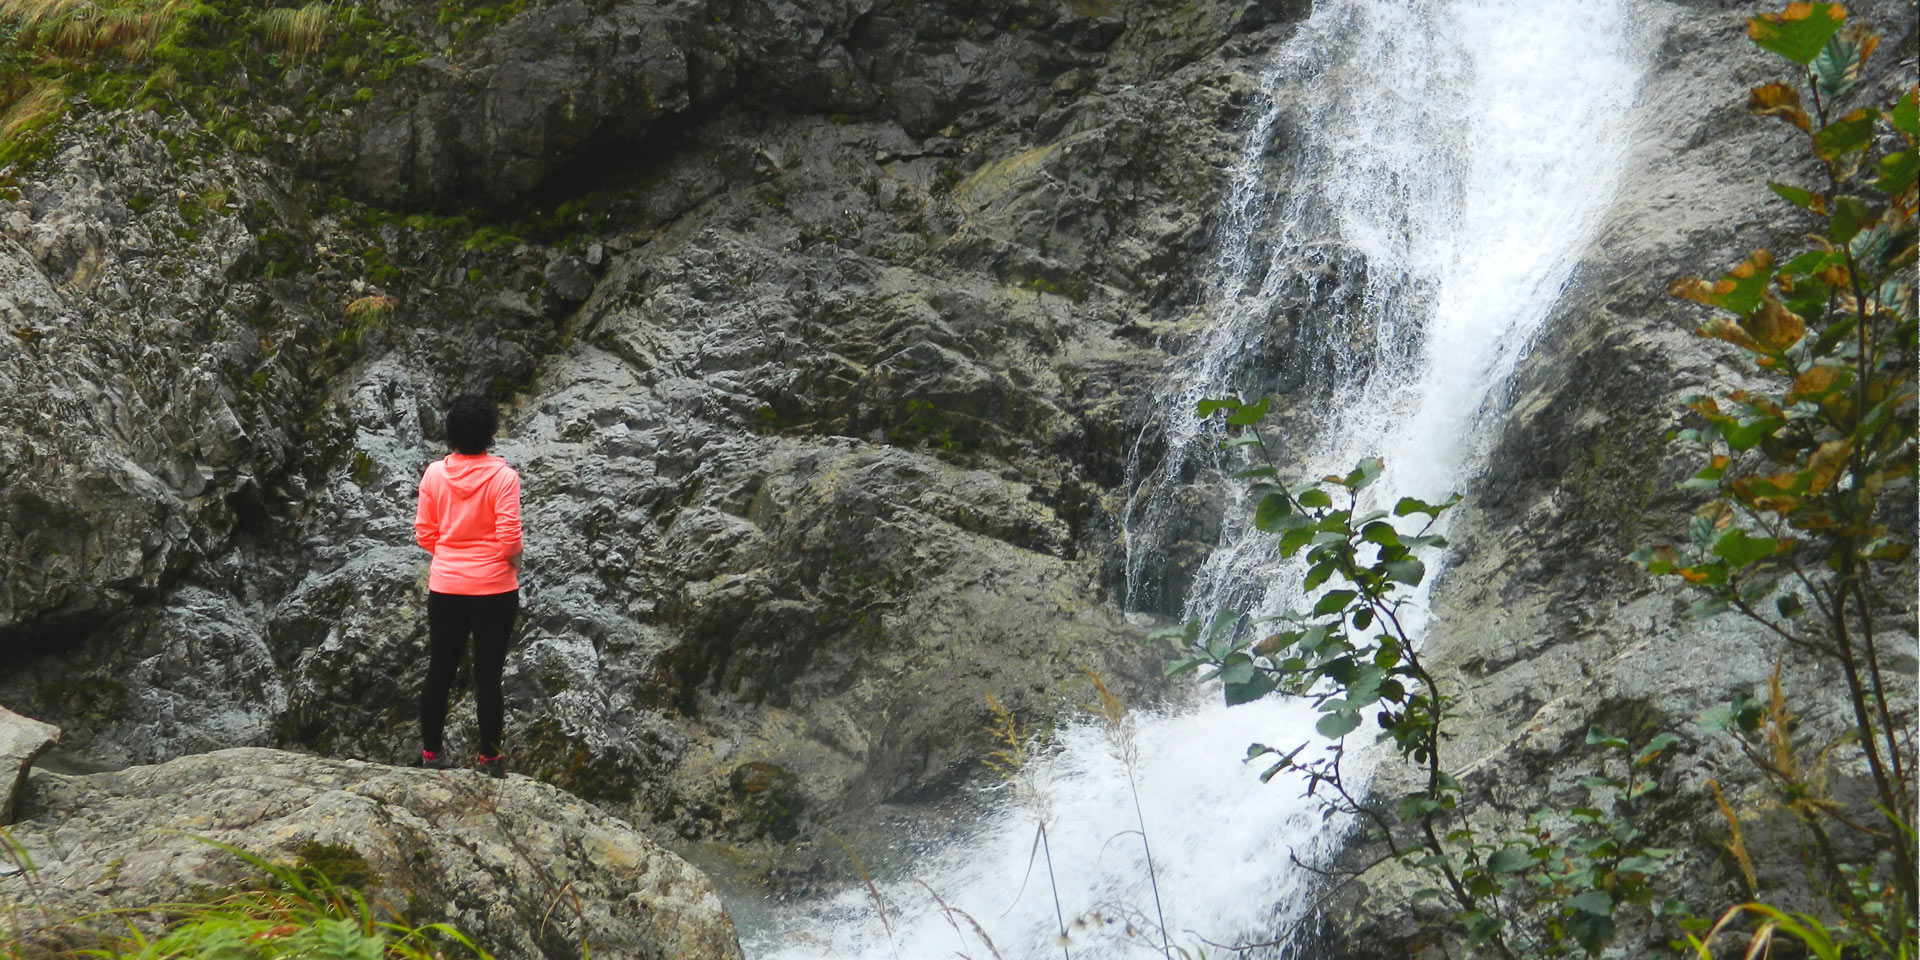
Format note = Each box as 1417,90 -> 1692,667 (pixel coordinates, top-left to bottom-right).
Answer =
414,466 -> 441,553
496,469 -> 524,567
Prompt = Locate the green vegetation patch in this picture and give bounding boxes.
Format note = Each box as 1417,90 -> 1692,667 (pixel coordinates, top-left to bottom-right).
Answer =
0,0 -> 428,182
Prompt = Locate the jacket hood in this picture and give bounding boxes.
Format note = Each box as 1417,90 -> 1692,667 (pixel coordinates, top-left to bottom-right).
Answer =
441,453 -> 507,496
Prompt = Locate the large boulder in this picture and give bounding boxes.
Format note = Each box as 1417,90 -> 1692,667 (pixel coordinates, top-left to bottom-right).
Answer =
0,705 -> 58,824
3,747 -> 744,960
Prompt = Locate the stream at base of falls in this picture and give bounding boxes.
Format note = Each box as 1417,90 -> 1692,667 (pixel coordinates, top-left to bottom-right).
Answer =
743,0 -> 1651,955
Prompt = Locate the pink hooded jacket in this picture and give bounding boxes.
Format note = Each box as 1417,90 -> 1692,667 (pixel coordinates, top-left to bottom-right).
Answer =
415,453 -> 522,595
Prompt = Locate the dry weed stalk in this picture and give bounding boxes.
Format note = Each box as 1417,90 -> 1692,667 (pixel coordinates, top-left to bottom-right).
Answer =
983,693 -> 1068,959
1081,671 -> 1170,960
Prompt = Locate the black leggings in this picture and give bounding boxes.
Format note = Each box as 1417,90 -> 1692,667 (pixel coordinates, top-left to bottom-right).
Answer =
421,589 -> 518,756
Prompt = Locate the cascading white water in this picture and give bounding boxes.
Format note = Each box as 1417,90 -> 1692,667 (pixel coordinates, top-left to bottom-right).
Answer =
745,1 -> 1648,956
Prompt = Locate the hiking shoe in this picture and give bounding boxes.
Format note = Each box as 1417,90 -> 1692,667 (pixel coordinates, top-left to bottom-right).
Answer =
416,750 -> 457,771
475,753 -> 507,779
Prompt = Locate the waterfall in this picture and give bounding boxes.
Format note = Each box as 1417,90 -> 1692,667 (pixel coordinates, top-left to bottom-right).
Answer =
745,0 -> 1648,955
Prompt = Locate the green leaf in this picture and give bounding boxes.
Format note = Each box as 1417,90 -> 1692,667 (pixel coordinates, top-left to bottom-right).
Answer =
1567,889 -> 1614,916
1383,559 -> 1425,586
1617,855 -> 1669,875
1313,590 -> 1357,616
1298,488 -> 1333,509
1393,495 -> 1457,518
1810,29 -> 1869,100
1721,416 -> 1784,451
1163,657 -> 1202,677
1361,521 -> 1401,547
1225,396 -> 1270,426
1196,397 -> 1241,418
1829,194 -> 1872,244
1876,150 -> 1918,196
1225,671 -> 1280,706
1218,656 -> 1256,687
1303,560 -> 1336,591
1486,848 -> 1531,873
1567,910 -> 1616,953
1769,181 -> 1819,209
1779,249 -> 1836,277
1221,434 -> 1264,448
1817,111 -> 1877,162
1316,710 -> 1362,739
1707,257 -> 1776,316
1713,529 -> 1786,567
1344,457 -> 1384,491
1586,726 -> 1630,751
1277,526 -> 1315,556
1747,3 -> 1847,65
1893,89 -> 1919,140
1634,732 -> 1682,766
1232,465 -> 1279,480
1255,493 -> 1293,531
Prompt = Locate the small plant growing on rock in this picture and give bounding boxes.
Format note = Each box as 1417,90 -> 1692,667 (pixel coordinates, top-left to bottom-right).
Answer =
1636,3 -> 1916,955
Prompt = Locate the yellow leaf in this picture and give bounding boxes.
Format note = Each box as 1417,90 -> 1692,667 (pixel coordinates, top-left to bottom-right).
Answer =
1730,249 -> 1774,277
1790,365 -> 1842,400
1743,300 -> 1806,352
1702,318 -> 1764,352
1805,439 -> 1852,492
1670,277 -> 1720,304
1748,82 -> 1812,130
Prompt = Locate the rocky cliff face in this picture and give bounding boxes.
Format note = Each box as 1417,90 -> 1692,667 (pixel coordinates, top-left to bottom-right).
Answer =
0,0 -> 1306,884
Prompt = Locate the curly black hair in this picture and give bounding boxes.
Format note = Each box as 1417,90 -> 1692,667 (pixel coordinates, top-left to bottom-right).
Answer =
444,394 -> 498,455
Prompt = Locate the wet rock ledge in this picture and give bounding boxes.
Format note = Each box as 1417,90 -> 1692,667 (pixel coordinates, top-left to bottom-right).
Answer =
1,714 -> 743,960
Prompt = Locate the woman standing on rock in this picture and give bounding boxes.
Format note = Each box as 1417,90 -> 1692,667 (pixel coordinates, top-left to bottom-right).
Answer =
413,394 -> 522,778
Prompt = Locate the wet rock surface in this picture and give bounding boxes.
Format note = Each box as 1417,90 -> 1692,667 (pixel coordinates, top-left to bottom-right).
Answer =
0,0 -> 1297,886
3,746 -> 744,960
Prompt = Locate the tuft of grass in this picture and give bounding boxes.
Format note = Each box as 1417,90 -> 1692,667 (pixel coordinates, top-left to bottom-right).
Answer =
0,0 -> 190,61
254,2 -> 331,62
0,81 -> 69,167
344,293 -> 397,325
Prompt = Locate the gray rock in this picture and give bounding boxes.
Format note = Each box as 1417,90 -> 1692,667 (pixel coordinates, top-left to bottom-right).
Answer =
0,705 -> 58,825
544,254 -> 596,304
4,748 -> 744,960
